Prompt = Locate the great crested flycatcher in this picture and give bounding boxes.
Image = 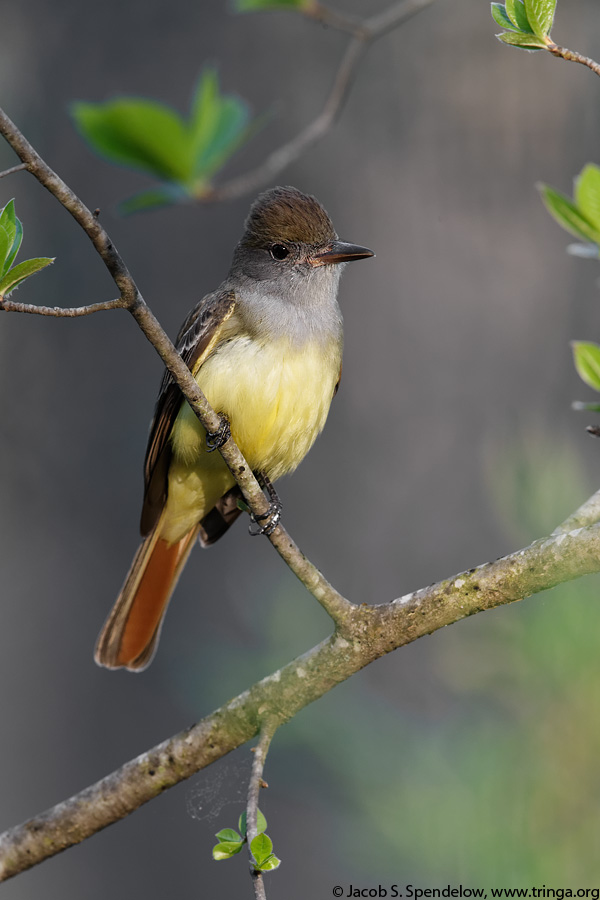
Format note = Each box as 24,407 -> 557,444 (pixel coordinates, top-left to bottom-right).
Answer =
95,186 -> 374,671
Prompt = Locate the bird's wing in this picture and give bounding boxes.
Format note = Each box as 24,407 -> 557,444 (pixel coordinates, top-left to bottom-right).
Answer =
140,289 -> 238,536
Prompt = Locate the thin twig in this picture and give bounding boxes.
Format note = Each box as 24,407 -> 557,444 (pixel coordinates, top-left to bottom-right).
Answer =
305,2 -> 366,38
547,42 -> 600,78
247,722 -> 277,900
210,0 -> 435,201
0,162 -> 27,179
3,515 -> 600,880
253,860 -> 268,900
365,0 -> 434,36
0,297 -> 124,316
208,42 -> 362,201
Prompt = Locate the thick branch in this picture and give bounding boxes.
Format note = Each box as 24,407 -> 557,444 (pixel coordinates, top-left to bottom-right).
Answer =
554,487 -> 600,534
2,518 -> 600,881
209,0 -> 435,201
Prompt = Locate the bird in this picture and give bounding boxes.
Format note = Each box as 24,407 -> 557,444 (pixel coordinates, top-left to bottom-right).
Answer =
95,185 -> 374,671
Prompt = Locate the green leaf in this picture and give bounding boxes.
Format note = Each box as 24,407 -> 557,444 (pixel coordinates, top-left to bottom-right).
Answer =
255,853 -> 281,872
572,342 -> 600,393
73,70 -> 260,207
189,68 -> 220,166
0,200 -> 23,277
0,202 -> 51,297
250,832 -> 273,865
188,69 -> 254,184
491,3 -> 518,30
196,97 -> 250,181
572,401 -> 600,412
234,0 -> 311,11
215,828 -> 242,843
0,222 -> 11,278
503,0 -> 516,24
538,184 -> 600,244
503,0 -> 535,32
0,198 -> 16,235
496,30 -> 547,49
512,0 -> 535,32
523,0 -> 555,38
118,184 -> 192,216
574,165 -> 600,232
212,840 -> 244,861
6,213 -> 23,273
71,99 -> 193,183
506,0 -> 531,32
0,257 -> 54,299
239,808 -> 267,837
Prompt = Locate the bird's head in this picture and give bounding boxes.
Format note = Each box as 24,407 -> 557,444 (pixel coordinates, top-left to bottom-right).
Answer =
231,186 -> 373,295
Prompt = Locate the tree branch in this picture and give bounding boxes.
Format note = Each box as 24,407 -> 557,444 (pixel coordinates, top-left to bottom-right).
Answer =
0,297 -> 125,317
208,0 -> 435,201
2,515 -> 600,881
305,2 -> 365,37
0,162 -> 27,179
547,42 -> 600,78
553,487 -> 600,534
247,722 -> 276,899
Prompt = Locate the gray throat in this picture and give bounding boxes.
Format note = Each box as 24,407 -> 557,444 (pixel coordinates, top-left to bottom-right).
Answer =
227,265 -> 345,349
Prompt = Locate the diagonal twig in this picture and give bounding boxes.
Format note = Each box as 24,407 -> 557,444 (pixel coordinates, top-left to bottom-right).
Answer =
547,42 -> 600,78
209,0 -> 436,201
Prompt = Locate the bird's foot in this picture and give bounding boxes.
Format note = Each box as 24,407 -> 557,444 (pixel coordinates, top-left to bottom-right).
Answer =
205,414 -> 231,452
248,474 -> 283,536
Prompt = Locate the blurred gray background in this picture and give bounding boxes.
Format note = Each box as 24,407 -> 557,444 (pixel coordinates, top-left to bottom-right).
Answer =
2,0 -> 600,895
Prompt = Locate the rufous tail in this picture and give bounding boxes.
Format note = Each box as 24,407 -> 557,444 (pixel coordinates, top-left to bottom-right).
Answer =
95,515 -> 200,671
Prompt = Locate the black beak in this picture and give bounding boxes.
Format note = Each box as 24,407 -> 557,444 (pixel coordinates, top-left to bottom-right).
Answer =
309,240 -> 375,266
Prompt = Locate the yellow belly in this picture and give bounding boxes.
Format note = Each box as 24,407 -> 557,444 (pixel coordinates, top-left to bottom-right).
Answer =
162,335 -> 341,543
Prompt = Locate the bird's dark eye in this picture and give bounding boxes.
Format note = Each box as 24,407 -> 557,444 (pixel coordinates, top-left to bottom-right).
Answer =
270,243 -> 290,261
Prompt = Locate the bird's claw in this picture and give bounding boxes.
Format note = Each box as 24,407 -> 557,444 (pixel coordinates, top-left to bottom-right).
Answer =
205,414 -> 231,452
248,500 -> 283,537
248,473 -> 283,536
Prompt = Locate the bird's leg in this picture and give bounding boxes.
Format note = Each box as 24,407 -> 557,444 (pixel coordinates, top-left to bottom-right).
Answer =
205,413 -> 231,452
248,473 -> 283,536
